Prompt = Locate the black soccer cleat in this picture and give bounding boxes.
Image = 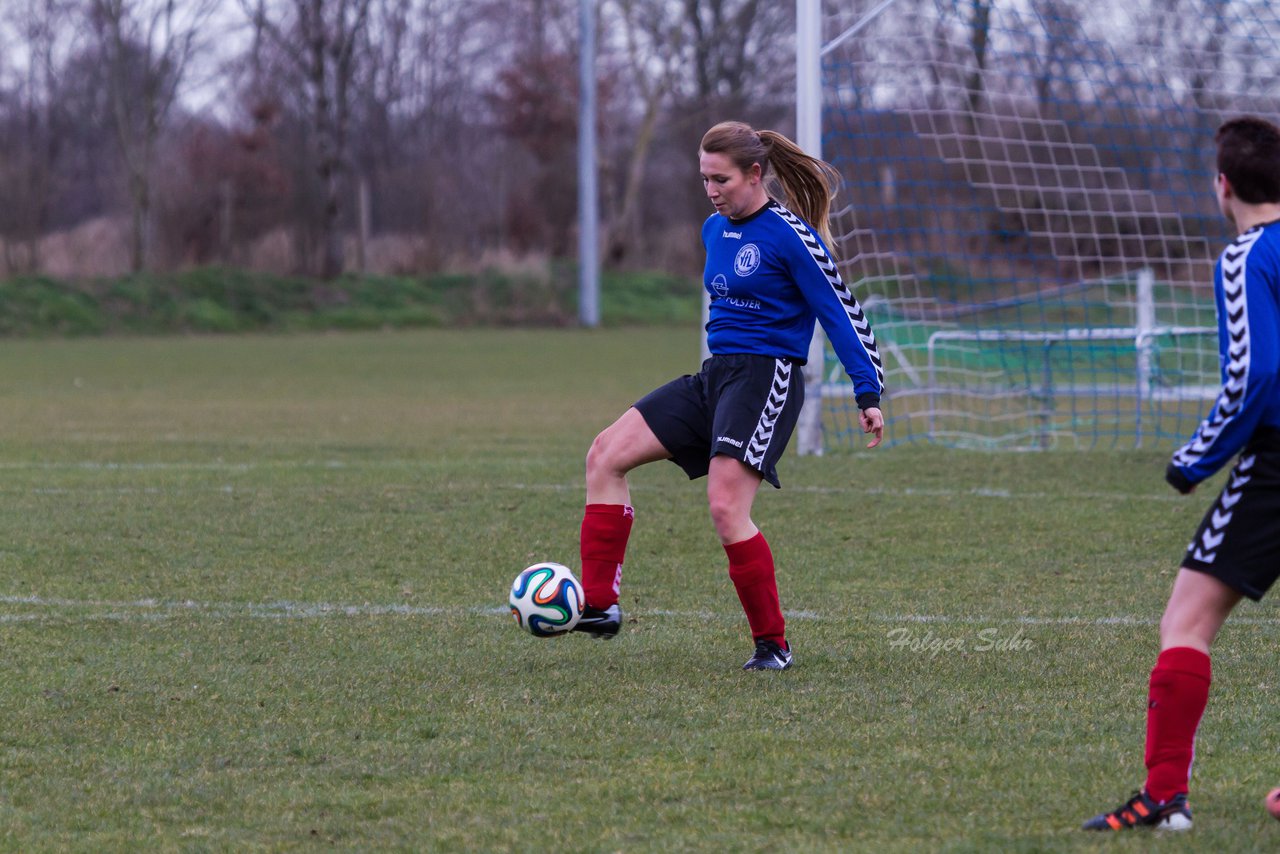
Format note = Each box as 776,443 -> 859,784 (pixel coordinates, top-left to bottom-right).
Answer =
742,639 -> 793,671
572,603 -> 621,639
1082,789 -> 1192,831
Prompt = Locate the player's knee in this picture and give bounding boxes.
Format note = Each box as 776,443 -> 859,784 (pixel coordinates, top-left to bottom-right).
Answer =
585,430 -> 621,480
585,433 -> 607,477
706,500 -> 731,535
706,488 -> 743,538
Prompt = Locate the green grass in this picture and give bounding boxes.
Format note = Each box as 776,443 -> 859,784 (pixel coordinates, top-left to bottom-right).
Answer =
0,326 -> 1277,851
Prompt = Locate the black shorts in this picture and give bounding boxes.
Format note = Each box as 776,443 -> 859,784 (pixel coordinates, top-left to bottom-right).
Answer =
634,353 -> 805,489
1182,430 -> 1280,600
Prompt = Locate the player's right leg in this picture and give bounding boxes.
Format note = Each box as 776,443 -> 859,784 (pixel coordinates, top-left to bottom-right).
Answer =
573,407 -> 671,638
706,456 -> 790,670
1082,569 -> 1238,831
1083,441 -> 1280,831
701,355 -> 804,671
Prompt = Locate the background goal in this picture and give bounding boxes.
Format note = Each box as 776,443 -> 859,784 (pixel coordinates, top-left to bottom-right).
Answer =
801,0 -> 1280,451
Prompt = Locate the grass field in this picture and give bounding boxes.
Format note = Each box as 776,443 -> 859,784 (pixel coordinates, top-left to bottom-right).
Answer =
1,326 -> 1277,852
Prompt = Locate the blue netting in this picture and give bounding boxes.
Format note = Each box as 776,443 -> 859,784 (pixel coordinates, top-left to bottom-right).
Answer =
818,0 -> 1280,449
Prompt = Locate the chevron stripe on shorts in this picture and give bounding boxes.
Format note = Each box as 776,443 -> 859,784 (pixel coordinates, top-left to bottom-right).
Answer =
1180,434 -> 1280,601
745,359 -> 791,468
1188,453 -> 1255,564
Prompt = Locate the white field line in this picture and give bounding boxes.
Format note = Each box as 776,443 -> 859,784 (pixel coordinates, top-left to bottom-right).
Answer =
0,594 -> 456,621
10,487 -> 1181,505
0,485 -> 1188,505
0,457 -> 1189,503
505,482 -> 1191,503
0,461 -> 343,471
3,594 -> 1280,627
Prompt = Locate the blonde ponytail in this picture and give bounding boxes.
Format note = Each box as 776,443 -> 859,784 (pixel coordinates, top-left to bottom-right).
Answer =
757,130 -> 842,251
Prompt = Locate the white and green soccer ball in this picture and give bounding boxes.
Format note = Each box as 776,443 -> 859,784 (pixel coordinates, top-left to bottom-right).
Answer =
508,562 -> 584,637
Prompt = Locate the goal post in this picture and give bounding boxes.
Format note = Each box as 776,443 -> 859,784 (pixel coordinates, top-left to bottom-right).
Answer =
791,0 -> 1278,452
795,0 -> 904,455
794,0 -> 826,455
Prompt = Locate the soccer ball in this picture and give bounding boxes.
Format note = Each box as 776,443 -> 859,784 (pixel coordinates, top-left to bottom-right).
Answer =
508,562 -> 584,637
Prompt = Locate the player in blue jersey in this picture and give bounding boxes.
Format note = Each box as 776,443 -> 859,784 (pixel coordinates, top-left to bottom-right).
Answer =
570,121 -> 884,671
1084,116 -> 1280,832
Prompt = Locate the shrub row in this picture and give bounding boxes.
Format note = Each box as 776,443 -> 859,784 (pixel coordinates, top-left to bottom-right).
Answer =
0,267 -> 701,336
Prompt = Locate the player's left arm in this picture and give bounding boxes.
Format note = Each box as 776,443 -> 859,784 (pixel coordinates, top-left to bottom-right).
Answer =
1168,255 -> 1280,491
782,231 -> 885,412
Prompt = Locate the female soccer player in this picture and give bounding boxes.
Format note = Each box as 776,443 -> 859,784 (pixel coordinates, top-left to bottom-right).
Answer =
569,121 -> 885,670
1083,116 -> 1280,831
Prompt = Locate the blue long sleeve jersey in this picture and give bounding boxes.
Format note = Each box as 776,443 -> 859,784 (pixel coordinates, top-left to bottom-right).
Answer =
1170,220 -> 1280,486
702,200 -> 884,410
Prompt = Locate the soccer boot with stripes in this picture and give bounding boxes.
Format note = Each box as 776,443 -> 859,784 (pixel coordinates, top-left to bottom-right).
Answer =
1082,789 -> 1192,831
572,603 -> 621,639
742,639 -> 793,671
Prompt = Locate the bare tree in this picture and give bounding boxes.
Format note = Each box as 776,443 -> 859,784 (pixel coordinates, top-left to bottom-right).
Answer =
1029,0 -> 1084,108
964,0 -> 993,131
0,0 -> 80,272
240,0 -> 376,279
602,0 -> 685,264
484,0 -> 582,254
674,0 -> 793,126
385,1 -> 500,255
591,0 -> 794,266
91,0 -> 218,272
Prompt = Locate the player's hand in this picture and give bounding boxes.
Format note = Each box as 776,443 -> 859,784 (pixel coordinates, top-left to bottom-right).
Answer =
1165,462 -> 1196,495
860,406 -> 884,448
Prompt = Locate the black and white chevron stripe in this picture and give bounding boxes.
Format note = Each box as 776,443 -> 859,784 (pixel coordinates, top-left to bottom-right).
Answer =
1190,453 -> 1256,564
768,202 -> 885,391
1172,227 -> 1264,470
745,359 -> 792,467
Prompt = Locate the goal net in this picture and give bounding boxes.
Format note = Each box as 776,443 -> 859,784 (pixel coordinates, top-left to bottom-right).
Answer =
805,0 -> 1280,451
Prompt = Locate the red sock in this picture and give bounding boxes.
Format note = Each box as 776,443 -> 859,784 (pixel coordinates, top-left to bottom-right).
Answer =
579,504 -> 633,609
724,531 -> 785,645
1144,646 -> 1212,802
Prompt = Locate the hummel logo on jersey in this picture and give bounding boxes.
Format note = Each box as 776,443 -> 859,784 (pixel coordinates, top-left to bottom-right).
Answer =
717,435 -> 744,448
722,230 -> 742,239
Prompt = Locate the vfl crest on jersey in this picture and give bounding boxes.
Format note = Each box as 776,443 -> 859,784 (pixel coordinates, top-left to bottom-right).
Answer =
733,243 -> 761,277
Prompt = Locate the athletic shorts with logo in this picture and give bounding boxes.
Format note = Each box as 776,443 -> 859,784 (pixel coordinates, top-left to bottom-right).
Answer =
633,353 -> 804,489
1182,428 -> 1280,600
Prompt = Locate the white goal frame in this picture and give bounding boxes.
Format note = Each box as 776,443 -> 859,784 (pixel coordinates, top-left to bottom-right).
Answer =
789,0 -> 1225,454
